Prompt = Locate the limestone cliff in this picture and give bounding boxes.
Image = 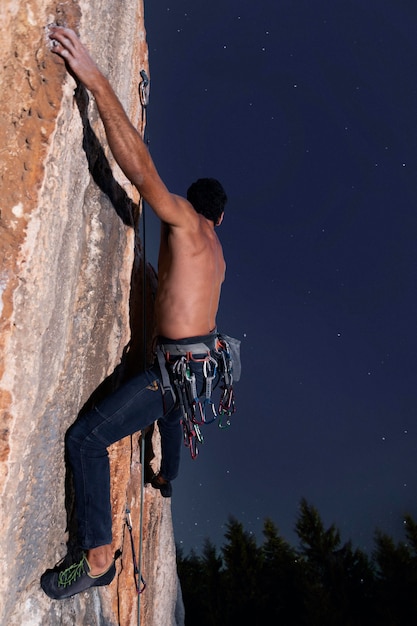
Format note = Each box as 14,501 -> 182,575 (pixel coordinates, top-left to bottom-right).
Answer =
0,2 -> 183,624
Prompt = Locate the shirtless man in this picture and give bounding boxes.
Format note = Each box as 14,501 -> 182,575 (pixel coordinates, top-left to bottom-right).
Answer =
41,27 -> 229,599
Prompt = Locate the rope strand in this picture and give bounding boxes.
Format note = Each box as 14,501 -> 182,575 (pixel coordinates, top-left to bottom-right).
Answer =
137,68 -> 150,626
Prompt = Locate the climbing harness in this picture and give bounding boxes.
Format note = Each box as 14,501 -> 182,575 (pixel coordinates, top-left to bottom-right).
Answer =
156,332 -> 241,459
125,509 -> 146,594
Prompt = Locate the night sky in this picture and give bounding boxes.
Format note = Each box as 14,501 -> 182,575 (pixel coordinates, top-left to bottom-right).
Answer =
142,1 -> 417,554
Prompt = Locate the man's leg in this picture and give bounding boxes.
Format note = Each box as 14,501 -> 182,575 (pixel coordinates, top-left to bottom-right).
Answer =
66,366 -> 174,551
158,405 -> 183,482
41,366 -> 176,599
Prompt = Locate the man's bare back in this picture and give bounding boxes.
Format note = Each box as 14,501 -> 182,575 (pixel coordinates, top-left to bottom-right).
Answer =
156,212 -> 225,339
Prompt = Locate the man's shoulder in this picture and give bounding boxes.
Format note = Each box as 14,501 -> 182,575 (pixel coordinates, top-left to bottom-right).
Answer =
162,200 -> 205,232
147,189 -> 198,229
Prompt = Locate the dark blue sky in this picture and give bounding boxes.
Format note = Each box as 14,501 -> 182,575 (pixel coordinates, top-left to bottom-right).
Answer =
144,1 -> 417,554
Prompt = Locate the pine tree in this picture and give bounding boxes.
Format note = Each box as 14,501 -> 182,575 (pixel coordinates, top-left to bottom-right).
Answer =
176,547 -> 206,625
200,539 -> 224,626
373,523 -> 417,624
221,516 -> 263,624
260,517 -> 309,624
295,498 -> 374,625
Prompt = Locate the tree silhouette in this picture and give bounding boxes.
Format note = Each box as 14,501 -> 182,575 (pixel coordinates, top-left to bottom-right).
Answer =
373,519 -> 417,624
176,500 -> 417,625
221,516 -> 263,624
200,539 -> 224,626
259,517 -> 309,624
176,547 -> 206,624
295,498 -> 375,624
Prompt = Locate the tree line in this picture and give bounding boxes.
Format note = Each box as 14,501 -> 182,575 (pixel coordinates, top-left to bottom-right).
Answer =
176,498 -> 417,625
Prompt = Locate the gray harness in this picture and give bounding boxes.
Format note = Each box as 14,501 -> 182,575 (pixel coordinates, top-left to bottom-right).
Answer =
156,332 -> 241,459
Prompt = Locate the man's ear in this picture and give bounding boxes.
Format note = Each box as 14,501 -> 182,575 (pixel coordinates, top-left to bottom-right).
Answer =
216,212 -> 224,226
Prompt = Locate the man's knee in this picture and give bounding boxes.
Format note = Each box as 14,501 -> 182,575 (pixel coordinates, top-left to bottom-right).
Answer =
65,411 -> 103,456
65,420 -> 83,459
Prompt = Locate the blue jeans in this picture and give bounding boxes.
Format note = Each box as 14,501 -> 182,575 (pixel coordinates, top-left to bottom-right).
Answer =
66,355 -> 214,550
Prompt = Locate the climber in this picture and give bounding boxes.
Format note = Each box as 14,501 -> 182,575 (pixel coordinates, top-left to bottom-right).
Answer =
41,26 -> 235,600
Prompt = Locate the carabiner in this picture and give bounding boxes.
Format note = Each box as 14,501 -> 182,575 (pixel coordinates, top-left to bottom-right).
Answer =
139,70 -> 150,108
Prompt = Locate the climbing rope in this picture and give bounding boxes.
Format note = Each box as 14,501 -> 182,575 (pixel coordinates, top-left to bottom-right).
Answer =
130,68 -> 150,626
138,68 -> 150,626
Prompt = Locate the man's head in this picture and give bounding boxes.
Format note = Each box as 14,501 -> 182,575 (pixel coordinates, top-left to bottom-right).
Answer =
187,178 -> 227,226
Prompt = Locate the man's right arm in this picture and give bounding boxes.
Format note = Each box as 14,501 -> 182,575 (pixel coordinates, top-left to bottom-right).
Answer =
49,27 -> 198,229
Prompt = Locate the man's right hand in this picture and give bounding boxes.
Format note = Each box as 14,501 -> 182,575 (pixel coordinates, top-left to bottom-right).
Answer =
49,26 -> 103,93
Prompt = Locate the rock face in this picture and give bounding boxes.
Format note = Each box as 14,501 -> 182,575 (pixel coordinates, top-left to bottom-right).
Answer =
0,2 -> 183,624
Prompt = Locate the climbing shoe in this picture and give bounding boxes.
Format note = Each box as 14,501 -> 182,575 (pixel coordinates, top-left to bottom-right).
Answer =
151,473 -> 172,498
40,553 -> 116,600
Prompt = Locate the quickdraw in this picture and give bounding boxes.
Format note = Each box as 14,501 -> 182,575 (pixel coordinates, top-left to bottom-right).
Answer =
126,509 -> 146,594
166,336 -> 237,459
217,339 -> 236,427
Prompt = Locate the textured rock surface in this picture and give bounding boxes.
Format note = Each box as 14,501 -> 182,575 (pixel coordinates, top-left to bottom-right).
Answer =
0,1 -> 183,624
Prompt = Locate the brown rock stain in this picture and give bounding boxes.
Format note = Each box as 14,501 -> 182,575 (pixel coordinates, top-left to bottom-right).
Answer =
0,0 -> 80,401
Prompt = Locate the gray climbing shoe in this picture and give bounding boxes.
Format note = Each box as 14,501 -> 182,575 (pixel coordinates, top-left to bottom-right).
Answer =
41,553 -> 116,600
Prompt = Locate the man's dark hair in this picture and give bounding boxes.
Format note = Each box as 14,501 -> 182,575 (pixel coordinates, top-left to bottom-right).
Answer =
186,178 -> 227,225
